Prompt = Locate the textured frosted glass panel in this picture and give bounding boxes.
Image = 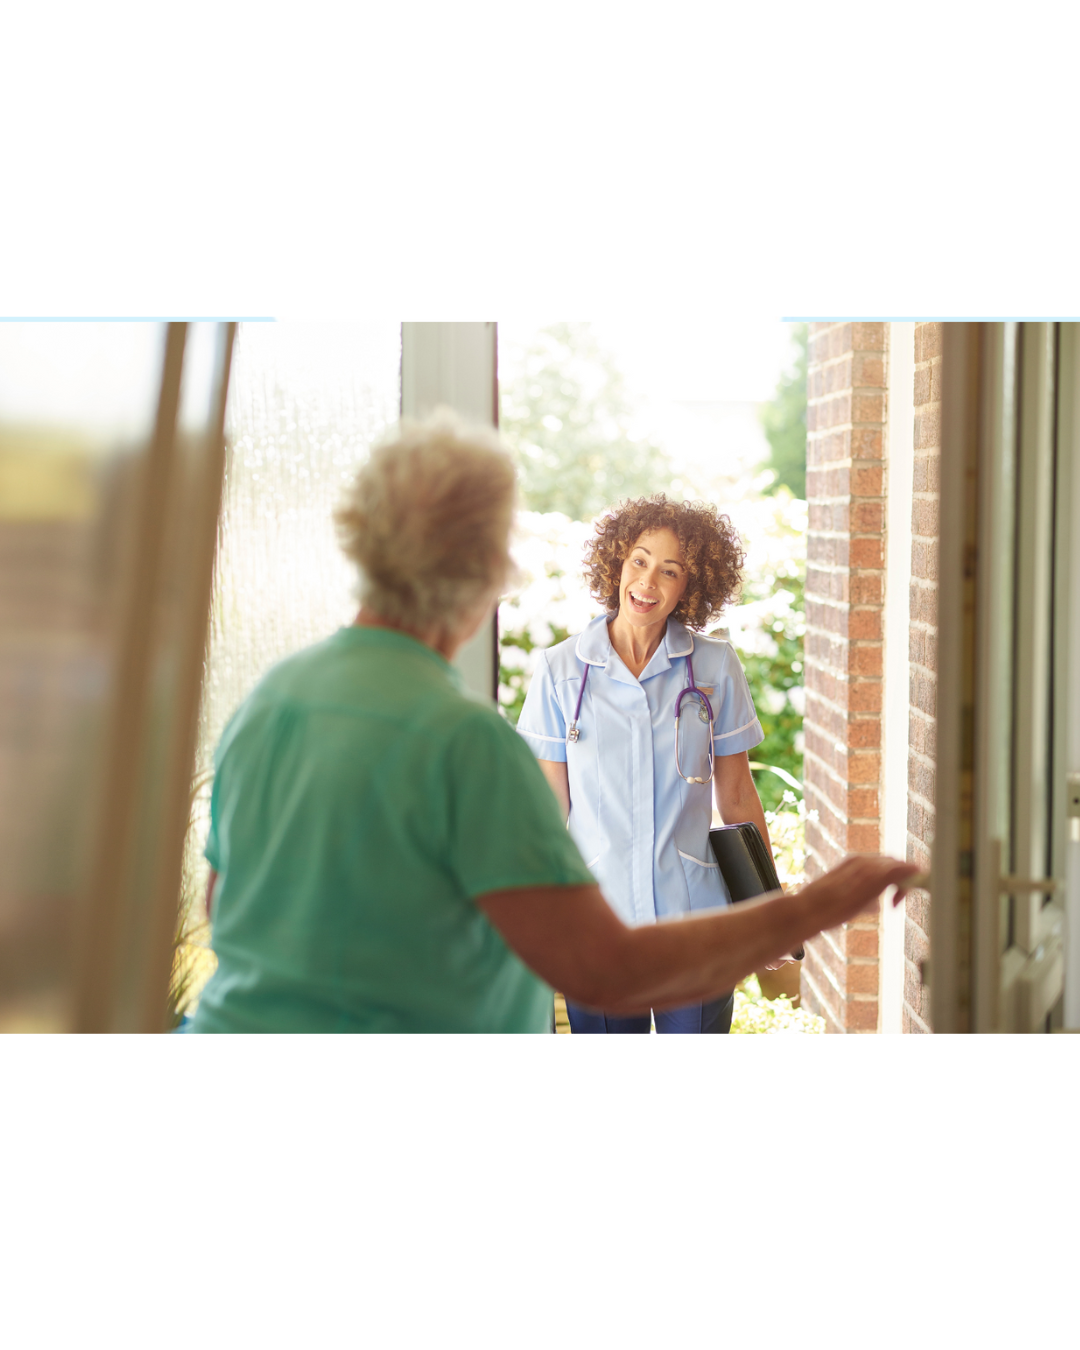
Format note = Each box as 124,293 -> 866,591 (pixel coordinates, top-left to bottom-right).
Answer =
0,324 -> 165,1029
178,323 -> 400,1003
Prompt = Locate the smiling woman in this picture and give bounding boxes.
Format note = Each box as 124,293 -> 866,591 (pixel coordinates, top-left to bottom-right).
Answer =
583,495 -> 745,629
517,493 -> 787,1035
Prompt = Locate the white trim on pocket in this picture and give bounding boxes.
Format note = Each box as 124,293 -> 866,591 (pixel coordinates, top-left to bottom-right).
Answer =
677,848 -> 719,869
584,854 -> 600,870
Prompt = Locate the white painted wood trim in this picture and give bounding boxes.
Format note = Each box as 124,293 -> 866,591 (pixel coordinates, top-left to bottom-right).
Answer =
880,322 -> 915,1033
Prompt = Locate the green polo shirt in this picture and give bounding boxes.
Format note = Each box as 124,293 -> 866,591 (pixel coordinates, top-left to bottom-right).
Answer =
192,626 -> 593,1033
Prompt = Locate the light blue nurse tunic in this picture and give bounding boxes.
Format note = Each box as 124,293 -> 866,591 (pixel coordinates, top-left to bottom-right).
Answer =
516,614 -> 765,927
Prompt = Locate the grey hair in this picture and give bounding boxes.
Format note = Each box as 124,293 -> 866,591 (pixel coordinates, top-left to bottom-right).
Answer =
335,408 -> 517,633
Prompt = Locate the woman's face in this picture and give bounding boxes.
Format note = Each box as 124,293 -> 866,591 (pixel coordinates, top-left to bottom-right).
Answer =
617,527 -> 689,632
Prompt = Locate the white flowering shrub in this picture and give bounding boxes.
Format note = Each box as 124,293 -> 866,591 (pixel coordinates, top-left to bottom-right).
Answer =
731,974 -> 825,1034
498,511 -> 602,723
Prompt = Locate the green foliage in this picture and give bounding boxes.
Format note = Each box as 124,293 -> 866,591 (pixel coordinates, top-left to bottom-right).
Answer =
499,323 -> 673,522
759,323 -> 807,500
731,973 -> 824,1034
499,617 -> 572,729
736,577 -> 804,815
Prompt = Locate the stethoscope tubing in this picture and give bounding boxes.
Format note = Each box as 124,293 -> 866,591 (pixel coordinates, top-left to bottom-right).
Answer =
566,652 -> 715,784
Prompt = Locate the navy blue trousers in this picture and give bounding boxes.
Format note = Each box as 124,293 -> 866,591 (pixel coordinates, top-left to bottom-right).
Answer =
565,993 -> 734,1034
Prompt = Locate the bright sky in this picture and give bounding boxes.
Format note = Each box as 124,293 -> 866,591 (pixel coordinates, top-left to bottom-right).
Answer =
500,317 -> 801,405
498,317 -> 799,488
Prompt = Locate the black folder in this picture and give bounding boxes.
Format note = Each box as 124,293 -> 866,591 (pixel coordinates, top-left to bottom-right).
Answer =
708,821 -> 803,961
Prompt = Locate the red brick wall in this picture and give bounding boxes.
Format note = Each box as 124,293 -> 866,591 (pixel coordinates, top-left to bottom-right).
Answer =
801,323 -> 888,1033
902,323 -> 942,1033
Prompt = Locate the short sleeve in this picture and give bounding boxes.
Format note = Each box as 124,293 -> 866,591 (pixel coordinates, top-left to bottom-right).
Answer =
515,650 -> 569,763
442,708 -> 595,900
712,646 -> 765,756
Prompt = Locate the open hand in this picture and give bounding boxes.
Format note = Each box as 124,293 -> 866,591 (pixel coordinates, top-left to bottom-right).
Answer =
797,855 -> 922,936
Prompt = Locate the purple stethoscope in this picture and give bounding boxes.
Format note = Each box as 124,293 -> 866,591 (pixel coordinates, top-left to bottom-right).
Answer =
566,654 -> 716,785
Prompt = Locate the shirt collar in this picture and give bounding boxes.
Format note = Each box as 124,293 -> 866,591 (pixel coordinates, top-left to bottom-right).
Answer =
574,614 -> 695,679
574,614 -> 614,666
337,624 -> 463,689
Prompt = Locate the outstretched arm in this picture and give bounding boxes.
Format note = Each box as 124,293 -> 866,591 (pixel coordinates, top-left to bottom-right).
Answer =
478,854 -> 920,1015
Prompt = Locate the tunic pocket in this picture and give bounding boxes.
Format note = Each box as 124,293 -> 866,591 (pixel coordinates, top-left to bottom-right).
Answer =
677,847 -> 729,913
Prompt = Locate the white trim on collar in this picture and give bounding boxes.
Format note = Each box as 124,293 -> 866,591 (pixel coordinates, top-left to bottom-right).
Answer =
665,619 -> 695,658
574,614 -> 614,666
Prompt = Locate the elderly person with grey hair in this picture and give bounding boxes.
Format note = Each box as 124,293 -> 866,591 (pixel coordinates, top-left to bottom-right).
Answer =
191,411 -> 916,1033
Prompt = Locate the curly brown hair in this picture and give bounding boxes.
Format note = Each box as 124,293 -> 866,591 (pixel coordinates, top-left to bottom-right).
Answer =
582,495 -> 745,630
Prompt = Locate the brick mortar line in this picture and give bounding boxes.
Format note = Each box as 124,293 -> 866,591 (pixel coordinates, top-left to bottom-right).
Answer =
805,795 -> 848,818
799,756 -> 874,788
804,677 -> 880,694
807,953 -> 847,1003
807,421 -> 888,429
816,926 -> 846,962
799,955 -> 842,1009
805,731 -> 865,750
810,826 -> 853,858
804,799 -> 858,831
804,669 -> 884,680
804,607 -> 880,618
806,493 -> 887,500
807,427 -> 888,436
904,1007 -> 932,1034
811,349 -> 889,361
801,970 -> 843,1026
799,712 -> 885,723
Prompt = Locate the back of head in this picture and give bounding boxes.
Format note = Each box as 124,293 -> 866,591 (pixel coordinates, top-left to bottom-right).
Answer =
336,408 -> 517,634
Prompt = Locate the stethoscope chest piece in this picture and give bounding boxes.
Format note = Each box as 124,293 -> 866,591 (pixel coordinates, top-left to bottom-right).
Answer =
567,648 -> 715,784
674,653 -> 716,786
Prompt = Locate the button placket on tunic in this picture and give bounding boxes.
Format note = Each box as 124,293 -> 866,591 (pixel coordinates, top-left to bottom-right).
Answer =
518,614 -> 764,928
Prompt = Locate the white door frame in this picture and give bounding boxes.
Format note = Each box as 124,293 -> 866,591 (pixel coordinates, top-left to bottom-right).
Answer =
880,322 -> 915,1032
400,322 -> 499,701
